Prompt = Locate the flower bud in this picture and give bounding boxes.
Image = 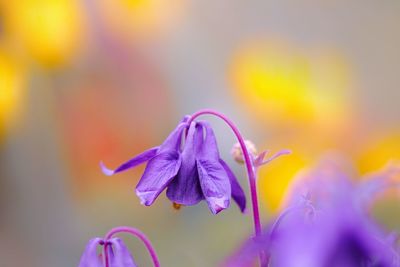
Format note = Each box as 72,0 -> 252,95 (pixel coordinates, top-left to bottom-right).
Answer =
231,140 -> 258,163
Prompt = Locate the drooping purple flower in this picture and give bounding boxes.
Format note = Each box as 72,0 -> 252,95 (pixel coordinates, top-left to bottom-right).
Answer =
78,226 -> 160,267
78,238 -> 137,267
101,117 -> 246,214
225,161 -> 400,267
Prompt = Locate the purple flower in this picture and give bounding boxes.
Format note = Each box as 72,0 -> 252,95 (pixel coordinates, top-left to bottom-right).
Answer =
78,238 -> 137,267
268,204 -> 396,267
225,161 -> 400,267
78,226 -> 160,267
101,117 -> 246,214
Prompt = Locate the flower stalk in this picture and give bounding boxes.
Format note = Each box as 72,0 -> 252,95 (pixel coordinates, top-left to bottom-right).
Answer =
187,109 -> 266,266
103,226 -> 160,267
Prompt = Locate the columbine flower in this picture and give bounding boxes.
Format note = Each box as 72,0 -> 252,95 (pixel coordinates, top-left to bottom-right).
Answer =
225,160 -> 400,267
78,226 -> 160,267
78,238 -> 137,267
101,117 -> 246,214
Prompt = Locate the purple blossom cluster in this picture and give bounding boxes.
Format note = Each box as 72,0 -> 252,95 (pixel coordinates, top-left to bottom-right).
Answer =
78,109 -> 400,267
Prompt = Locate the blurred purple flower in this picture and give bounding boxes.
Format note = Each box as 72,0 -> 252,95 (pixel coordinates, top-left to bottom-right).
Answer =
78,238 -> 137,267
225,162 -> 400,267
101,117 -> 246,214
267,204 -> 397,267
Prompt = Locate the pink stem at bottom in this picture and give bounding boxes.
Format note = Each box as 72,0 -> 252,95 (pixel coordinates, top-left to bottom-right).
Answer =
103,226 -> 160,267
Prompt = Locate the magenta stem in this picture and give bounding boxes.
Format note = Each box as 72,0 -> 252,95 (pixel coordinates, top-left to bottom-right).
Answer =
103,226 -> 160,267
188,109 -> 266,267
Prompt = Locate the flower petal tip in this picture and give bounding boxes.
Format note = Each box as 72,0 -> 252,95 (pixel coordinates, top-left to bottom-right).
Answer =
209,198 -> 230,215
135,189 -> 155,206
100,161 -> 115,176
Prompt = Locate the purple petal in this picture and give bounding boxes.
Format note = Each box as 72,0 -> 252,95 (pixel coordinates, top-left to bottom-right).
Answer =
167,122 -> 204,205
77,238 -> 103,267
136,150 -> 181,206
100,147 -> 159,176
197,159 -> 231,214
108,238 -> 138,267
196,121 -> 231,214
220,159 -> 246,213
197,121 -> 220,159
158,122 -> 188,152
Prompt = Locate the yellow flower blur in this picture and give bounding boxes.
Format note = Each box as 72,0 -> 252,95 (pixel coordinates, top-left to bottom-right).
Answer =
229,40 -> 352,129
0,48 -> 25,140
2,0 -> 83,67
258,150 -> 309,212
98,0 -> 186,39
230,40 -> 354,211
357,133 -> 400,175
230,40 -> 313,124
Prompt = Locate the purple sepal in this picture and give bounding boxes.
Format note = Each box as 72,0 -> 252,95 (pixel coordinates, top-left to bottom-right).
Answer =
197,121 -> 231,214
108,238 -> 138,267
135,122 -> 188,205
77,238 -> 103,267
100,147 -> 159,176
136,150 -> 182,206
166,122 -> 204,205
220,159 -> 246,213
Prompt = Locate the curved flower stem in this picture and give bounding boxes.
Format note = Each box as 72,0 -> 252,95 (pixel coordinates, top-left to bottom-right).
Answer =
103,226 -> 160,267
188,109 -> 266,267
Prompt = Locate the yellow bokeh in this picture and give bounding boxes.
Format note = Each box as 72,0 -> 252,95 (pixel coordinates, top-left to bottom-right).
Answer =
357,133 -> 400,175
2,0 -> 83,67
308,51 -> 352,131
229,40 -> 352,129
0,48 -> 25,139
258,150 -> 309,212
230,40 -> 314,124
230,41 -> 354,211
98,0 -> 186,39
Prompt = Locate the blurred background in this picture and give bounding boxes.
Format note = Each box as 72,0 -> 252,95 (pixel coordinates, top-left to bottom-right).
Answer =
1,0 -> 399,266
